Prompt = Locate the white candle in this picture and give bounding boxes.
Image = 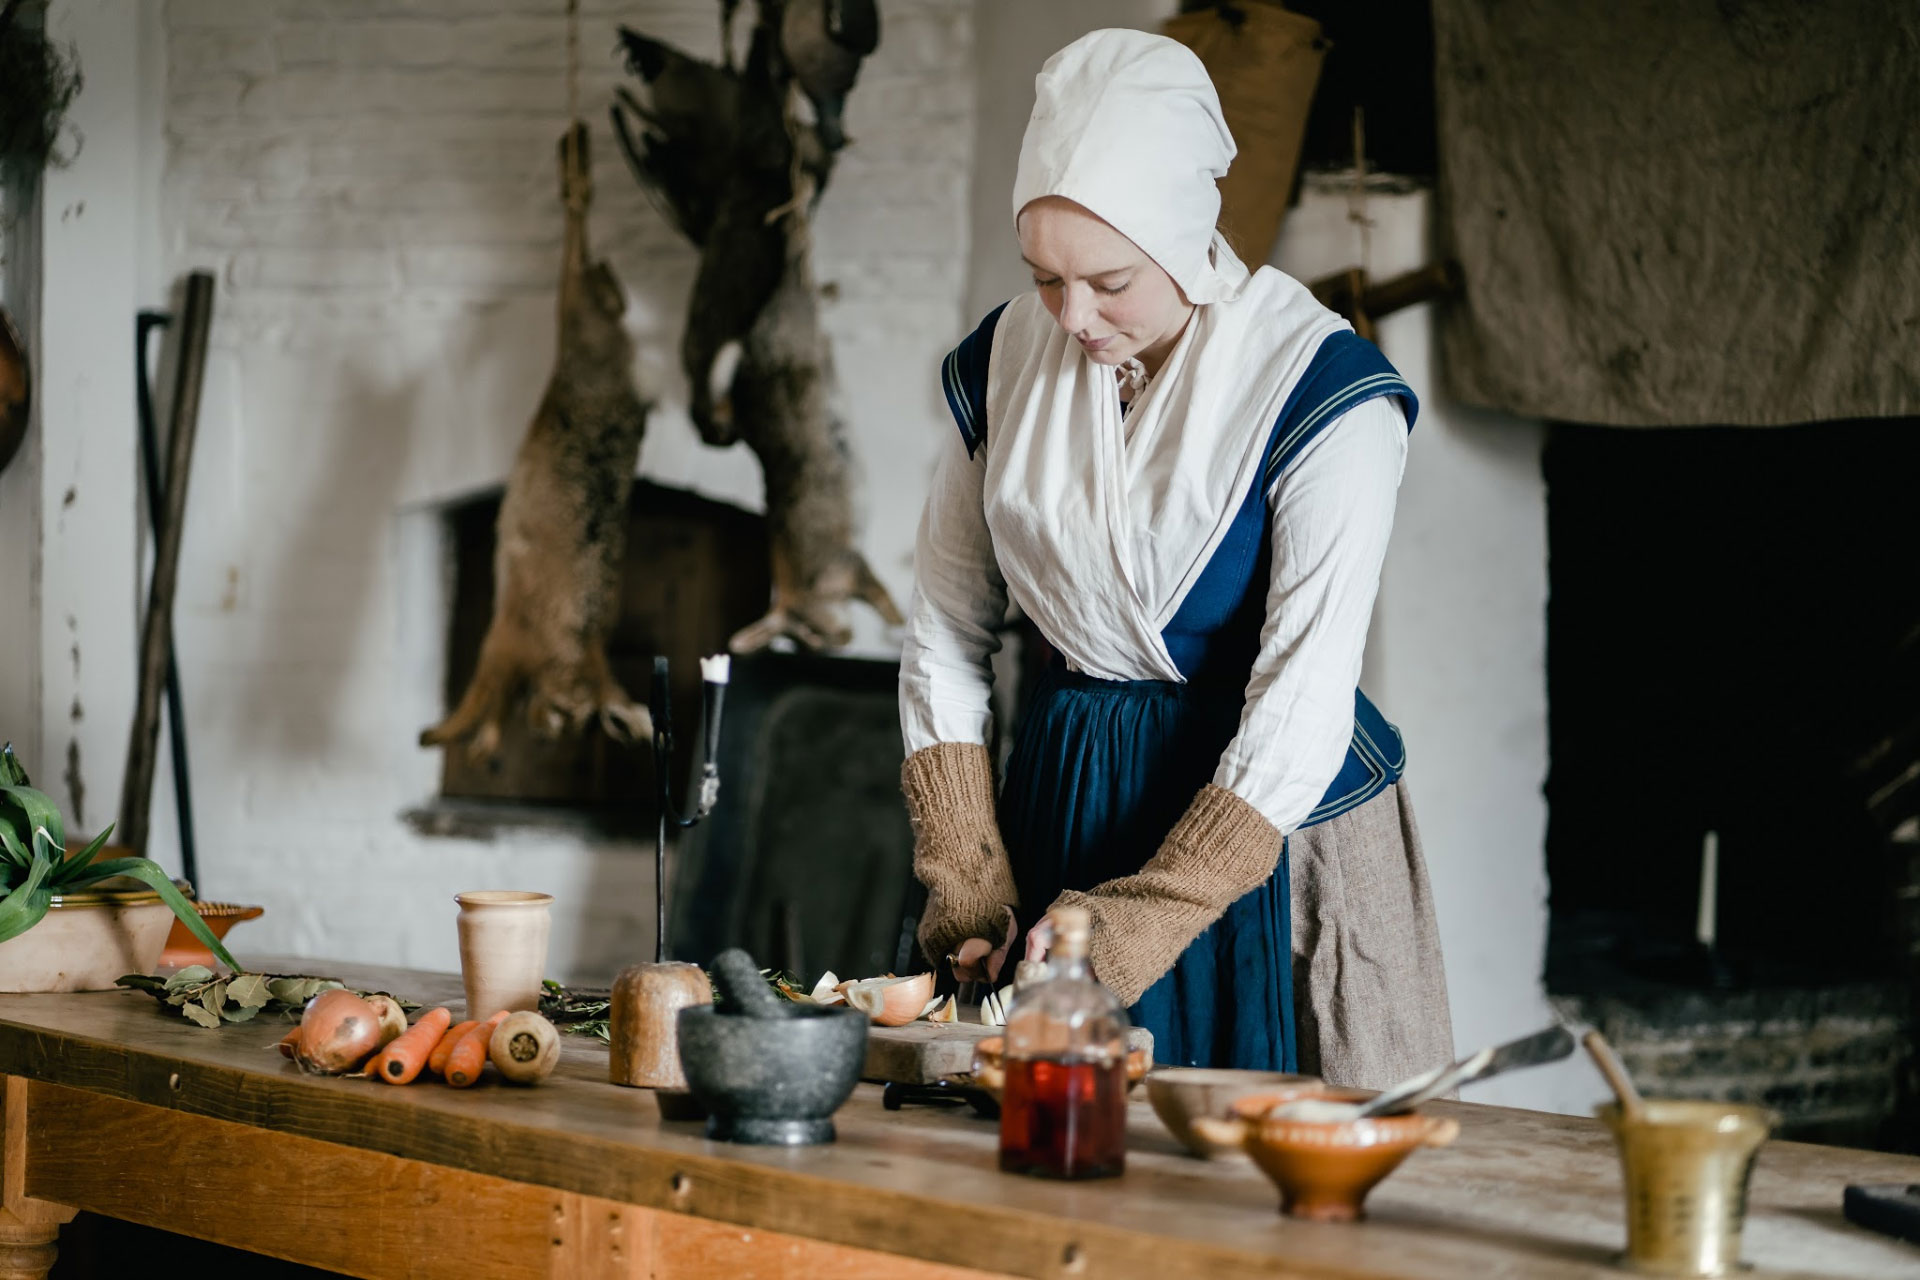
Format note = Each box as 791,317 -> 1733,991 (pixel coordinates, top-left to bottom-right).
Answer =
699,654 -> 731,685
1695,830 -> 1719,949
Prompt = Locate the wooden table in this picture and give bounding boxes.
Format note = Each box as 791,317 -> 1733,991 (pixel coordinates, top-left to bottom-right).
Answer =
0,959 -> 1912,1280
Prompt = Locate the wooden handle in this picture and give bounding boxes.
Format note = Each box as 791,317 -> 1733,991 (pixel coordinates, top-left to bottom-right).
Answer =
119,271 -> 217,858
1582,1029 -> 1646,1121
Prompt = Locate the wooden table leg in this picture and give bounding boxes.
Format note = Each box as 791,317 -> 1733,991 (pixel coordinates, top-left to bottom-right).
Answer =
0,1080 -> 73,1280
0,1214 -> 60,1280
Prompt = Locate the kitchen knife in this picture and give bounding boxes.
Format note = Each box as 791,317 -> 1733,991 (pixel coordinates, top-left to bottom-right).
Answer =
1359,1024 -> 1577,1118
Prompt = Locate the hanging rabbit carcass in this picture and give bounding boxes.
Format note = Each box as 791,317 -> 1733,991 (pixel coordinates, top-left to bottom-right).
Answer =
612,0 -> 901,652
421,123 -> 652,760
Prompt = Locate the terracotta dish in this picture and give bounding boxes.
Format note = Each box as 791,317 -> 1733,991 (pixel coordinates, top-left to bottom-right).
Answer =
1191,1087 -> 1459,1221
0,307 -> 27,477
159,902 -> 265,969
1146,1067 -> 1322,1159
968,1035 -> 1151,1102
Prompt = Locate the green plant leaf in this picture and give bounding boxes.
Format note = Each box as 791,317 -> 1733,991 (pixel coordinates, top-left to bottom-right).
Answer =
0,844 -> 57,944
116,973 -> 167,993
70,858 -> 241,973
203,980 -> 228,1020
0,786 -> 64,853
226,973 -> 272,1009
181,1001 -> 221,1029
54,826 -> 114,879
0,745 -> 30,788
218,1001 -> 260,1023
0,824 -> 29,870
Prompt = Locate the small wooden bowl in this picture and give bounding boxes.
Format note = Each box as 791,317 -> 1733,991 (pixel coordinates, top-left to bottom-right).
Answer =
1191,1088 -> 1459,1222
1146,1067 -> 1322,1159
160,902 -> 265,969
968,1035 -> 1151,1102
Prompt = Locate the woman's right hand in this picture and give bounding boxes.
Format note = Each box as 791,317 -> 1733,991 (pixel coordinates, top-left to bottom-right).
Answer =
946,905 -> 1018,984
948,936 -> 998,984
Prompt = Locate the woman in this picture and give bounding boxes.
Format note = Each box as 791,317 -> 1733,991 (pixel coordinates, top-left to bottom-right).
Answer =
897,29 -> 1452,1086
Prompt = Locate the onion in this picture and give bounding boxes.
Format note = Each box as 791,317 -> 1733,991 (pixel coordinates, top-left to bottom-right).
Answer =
835,972 -> 935,1027
363,994 -> 408,1047
488,1011 -> 561,1085
294,989 -> 386,1075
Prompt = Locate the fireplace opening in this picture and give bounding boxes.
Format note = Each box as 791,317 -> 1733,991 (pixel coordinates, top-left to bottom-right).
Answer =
427,479 -> 771,828
1543,417 -> 1920,1148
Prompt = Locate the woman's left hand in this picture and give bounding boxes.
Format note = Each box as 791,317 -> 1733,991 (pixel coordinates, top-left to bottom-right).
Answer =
1023,913 -> 1055,964
1024,909 -> 1099,984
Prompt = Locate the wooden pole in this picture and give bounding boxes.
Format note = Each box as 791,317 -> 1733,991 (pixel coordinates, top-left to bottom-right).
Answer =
119,271 -> 215,859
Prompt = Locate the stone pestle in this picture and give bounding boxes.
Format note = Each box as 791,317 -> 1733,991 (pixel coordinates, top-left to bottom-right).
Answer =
708,947 -> 792,1018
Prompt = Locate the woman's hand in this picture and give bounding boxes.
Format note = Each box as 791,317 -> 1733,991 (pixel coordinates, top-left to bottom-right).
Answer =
1023,913 -> 1056,964
1023,910 -> 1098,984
946,905 -> 1018,984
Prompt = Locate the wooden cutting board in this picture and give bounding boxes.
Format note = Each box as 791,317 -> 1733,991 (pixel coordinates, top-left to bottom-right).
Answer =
862,1010 -> 1155,1085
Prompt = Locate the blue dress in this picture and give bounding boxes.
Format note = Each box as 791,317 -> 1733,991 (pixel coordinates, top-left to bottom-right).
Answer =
941,306 -> 1418,1071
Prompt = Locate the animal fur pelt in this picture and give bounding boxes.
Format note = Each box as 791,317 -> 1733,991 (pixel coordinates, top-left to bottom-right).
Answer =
420,123 -> 652,760
613,2 -> 901,653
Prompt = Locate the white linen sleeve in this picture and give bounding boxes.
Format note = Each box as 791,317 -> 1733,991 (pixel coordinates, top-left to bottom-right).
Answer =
898,427 -> 1008,752
1211,395 -> 1409,832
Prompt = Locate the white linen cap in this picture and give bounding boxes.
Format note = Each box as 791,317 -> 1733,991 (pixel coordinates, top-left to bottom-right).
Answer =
1012,28 -> 1250,305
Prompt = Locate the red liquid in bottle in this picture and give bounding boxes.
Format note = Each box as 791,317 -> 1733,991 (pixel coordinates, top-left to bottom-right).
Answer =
998,1055 -> 1127,1179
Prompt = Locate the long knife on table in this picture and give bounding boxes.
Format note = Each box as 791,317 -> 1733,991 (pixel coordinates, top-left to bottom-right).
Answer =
1358,1024 -> 1578,1118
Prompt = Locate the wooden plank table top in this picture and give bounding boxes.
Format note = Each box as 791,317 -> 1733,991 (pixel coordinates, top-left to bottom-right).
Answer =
0,956 -> 1913,1280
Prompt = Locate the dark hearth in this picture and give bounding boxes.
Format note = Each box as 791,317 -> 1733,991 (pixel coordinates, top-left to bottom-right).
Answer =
1542,417 -> 1920,1149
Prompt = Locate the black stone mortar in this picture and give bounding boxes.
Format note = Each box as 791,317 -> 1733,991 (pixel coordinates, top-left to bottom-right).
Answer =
675,948 -> 868,1145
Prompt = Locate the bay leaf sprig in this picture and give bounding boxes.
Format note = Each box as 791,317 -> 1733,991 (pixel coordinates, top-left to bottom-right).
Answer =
117,969 -> 417,1029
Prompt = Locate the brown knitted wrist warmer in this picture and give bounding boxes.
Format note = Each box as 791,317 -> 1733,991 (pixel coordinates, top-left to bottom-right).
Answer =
1053,784 -> 1281,1006
901,742 -> 1020,970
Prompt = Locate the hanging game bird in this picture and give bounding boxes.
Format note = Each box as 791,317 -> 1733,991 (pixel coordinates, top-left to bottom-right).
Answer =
611,2 -> 901,653
778,0 -> 880,153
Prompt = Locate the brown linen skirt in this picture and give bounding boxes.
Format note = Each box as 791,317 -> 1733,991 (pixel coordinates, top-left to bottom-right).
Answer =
1288,778 -> 1455,1089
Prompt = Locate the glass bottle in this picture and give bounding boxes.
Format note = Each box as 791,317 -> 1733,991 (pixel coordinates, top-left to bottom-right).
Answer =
997,905 -> 1129,1179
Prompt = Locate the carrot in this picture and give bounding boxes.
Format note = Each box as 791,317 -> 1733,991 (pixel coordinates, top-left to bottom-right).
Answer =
443,1011 -> 509,1088
368,1006 -> 452,1085
427,1020 -> 479,1077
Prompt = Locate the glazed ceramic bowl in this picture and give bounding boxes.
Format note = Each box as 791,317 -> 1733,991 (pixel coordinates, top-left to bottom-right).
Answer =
1146,1067 -> 1322,1158
1191,1088 -> 1459,1221
160,901 -> 265,969
968,1035 -> 1152,1103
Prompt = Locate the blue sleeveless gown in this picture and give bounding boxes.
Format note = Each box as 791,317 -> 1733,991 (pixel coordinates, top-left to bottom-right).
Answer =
940,307 -> 1417,1071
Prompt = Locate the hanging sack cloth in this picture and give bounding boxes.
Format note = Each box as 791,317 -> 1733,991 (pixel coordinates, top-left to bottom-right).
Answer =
1161,1 -> 1325,266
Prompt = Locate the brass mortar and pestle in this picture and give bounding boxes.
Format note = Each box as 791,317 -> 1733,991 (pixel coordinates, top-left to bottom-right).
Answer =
608,655 -> 728,1118
1584,1030 -> 1778,1277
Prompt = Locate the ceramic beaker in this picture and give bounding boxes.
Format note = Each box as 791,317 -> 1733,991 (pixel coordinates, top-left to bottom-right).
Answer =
1598,1099 -> 1777,1277
455,890 -> 553,1019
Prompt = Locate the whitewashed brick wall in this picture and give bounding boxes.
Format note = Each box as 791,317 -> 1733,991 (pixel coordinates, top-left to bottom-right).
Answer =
157,0 -> 974,979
